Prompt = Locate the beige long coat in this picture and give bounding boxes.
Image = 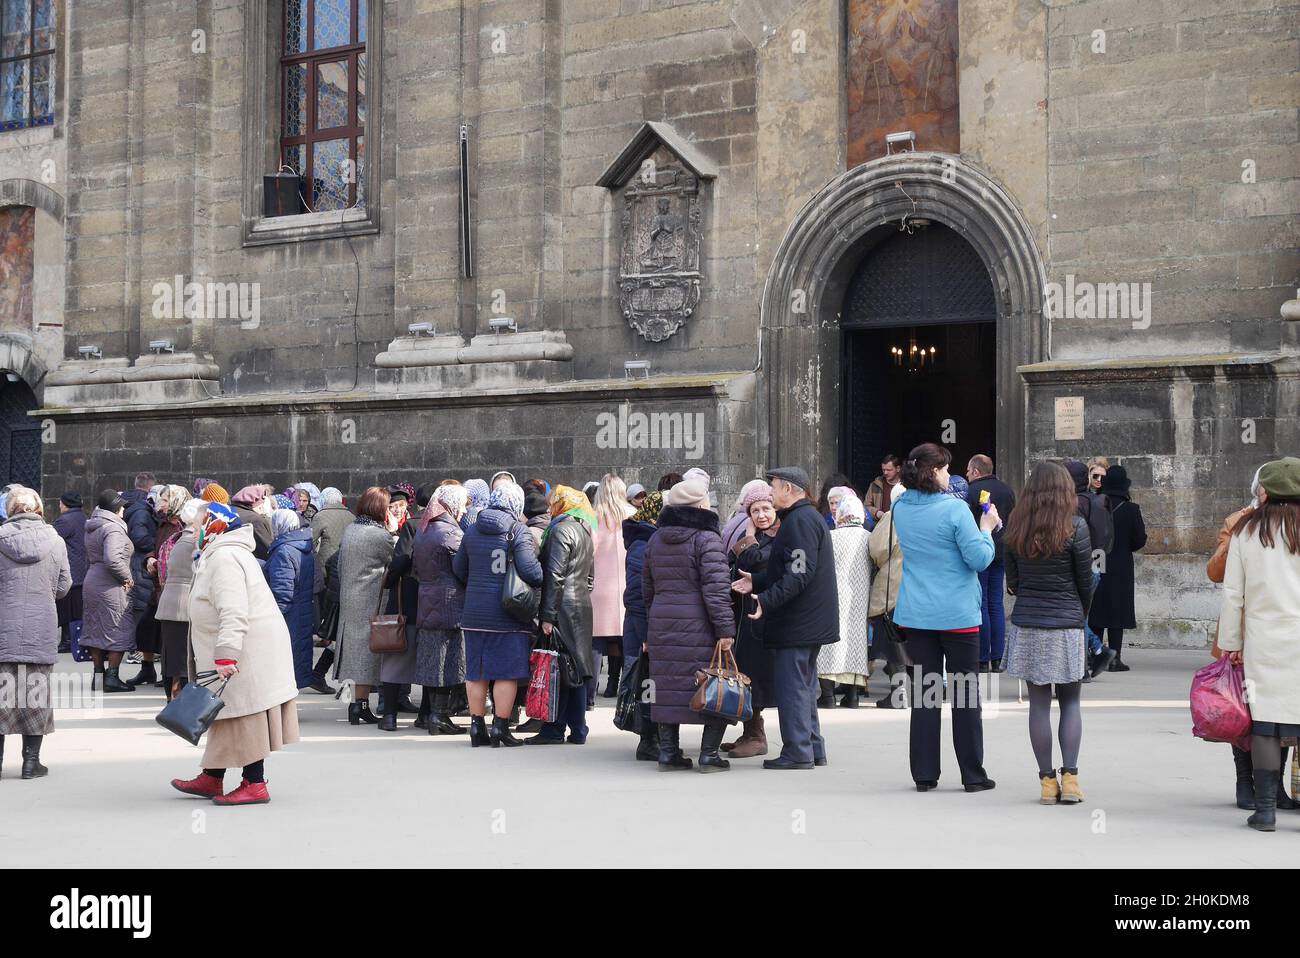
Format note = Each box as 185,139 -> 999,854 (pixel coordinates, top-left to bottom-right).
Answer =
1216,524 -> 1300,725
188,526 -> 298,720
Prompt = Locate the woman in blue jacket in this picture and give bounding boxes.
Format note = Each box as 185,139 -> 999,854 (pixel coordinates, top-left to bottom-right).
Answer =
891,443 -> 1001,793
620,490 -> 661,761
264,508 -> 317,691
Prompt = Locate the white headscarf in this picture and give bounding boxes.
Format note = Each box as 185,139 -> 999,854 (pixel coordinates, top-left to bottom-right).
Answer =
1249,465 -> 1266,509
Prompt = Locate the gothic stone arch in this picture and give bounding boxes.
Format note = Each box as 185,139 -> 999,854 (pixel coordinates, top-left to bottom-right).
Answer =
758,152 -> 1045,489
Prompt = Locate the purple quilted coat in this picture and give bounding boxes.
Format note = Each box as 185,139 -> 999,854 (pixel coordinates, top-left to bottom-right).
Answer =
642,505 -> 736,725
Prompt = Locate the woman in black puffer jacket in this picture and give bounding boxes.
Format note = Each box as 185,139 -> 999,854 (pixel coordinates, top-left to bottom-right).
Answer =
1003,461 -> 1094,807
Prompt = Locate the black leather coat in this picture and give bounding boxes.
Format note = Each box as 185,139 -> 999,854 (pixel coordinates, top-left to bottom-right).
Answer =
539,514 -> 595,682
1005,515 -> 1094,629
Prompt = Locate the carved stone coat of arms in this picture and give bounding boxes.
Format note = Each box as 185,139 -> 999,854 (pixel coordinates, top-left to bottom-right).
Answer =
617,154 -> 705,343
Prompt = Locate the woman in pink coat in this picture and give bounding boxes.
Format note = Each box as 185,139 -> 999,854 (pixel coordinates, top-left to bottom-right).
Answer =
591,475 -> 636,698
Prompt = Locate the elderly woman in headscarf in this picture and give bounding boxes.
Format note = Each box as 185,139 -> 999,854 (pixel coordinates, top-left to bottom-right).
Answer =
452,481 -> 544,747
413,483 -> 470,735
461,479 -> 490,533
721,479 -> 771,553
724,483 -> 779,757
132,484 -> 191,689
294,482 -> 323,522
170,503 -> 300,806
621,490 -> 663,760
334,487 -> 399,725
818,494 -> 873,708
264,508 -> 317,693
525,485 -> 596,745
155,497 -> 206,701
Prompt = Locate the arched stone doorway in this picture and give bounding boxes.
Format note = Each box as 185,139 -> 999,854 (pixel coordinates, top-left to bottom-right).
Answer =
0,373 -> 40,490
758,153 -> 1045,489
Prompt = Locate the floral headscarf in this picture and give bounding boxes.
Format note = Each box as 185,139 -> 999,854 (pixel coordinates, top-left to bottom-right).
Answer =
549,485 -> 597,528
945,475 -> 969,502
463,478 -> 490,526
198,502 -> 241,553
159,484 -> 191,519
835,494 -> 866,527
392,480 -> 417,502
632,490 -> 663,525
422,484 -> 469,532
274,493 -> 295,511
487,482 -> 524,519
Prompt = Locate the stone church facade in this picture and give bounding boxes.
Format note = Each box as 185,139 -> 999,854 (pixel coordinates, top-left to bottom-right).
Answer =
0,0 -> 1296,648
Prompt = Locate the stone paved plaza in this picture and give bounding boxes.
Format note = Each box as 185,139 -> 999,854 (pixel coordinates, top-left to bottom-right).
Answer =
1,648 -> 1291,868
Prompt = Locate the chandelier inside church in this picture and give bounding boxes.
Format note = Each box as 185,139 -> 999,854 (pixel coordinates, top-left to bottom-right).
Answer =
889,329 -> 938,373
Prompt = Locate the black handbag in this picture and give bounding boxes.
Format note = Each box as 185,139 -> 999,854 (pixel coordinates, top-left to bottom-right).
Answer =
501,528 -> 541,624
613,651 -> 648,732
877,511 -> 905,645
155,671 -> 229,745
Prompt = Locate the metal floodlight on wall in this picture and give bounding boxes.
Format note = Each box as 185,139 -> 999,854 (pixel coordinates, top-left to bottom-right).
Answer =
885,130 -> 916,154
77,345 -> 102,360
624,360 -> 651,379
4,372 -> 17,382
488,317 -> 517,333
408,322 -> 435,336
148,339 -> 175,354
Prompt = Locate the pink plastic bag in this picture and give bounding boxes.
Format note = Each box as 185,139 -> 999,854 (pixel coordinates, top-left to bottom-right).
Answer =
1190,657 -> 1252,750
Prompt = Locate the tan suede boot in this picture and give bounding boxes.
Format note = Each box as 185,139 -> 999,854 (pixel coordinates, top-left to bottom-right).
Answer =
1039,772 -> 1061,805
729,713 -> 768,758
1060,771 -> 1084,804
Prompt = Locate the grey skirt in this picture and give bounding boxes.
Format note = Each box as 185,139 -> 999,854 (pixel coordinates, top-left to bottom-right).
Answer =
379,625 -> 420,684
1004,623 -> 1086,686
0,663 -> 54,735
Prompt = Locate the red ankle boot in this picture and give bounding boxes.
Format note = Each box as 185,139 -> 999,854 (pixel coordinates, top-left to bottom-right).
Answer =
171,774 -> 225,798
211,778 -> 271,806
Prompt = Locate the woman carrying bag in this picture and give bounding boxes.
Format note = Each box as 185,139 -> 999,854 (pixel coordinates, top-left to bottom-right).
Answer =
334,487 -> 399,725
526,486 -> 596,744
642,478 -> 737,772
170,503 -> 299,806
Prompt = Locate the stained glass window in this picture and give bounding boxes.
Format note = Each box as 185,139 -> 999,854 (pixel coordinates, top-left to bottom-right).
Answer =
1,0 -> 55,132
280,0 -> 367,210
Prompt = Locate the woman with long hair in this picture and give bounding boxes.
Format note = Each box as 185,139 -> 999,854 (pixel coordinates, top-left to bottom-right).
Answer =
1002,462 -> 1094,805
1217,457 -> 1300,832
591,475 -> 635,698
892,443 -> 1000,792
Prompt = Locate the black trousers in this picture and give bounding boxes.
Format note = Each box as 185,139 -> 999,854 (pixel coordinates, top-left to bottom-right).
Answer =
905,628 -> 988,786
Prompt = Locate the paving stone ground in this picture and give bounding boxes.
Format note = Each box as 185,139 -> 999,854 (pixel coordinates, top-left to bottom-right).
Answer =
1,648 -> 1292,868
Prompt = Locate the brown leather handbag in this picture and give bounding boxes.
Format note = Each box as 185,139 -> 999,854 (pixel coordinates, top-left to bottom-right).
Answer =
368,561 -> 406,654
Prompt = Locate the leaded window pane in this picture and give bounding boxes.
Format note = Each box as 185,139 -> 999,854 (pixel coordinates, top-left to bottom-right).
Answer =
31,52 -> 50,117
312,137 -> 349,210
1,60 -> 26,126
316,60 -> 348,130
284,0 -> 307,55
355,135 -> 365,206
284,62 -> 307,136
1,0 -> 30,57
313,0 -> 350,52
283,142 -> 306,179
356,52 -> 366,125
33,0 -> 53,51
358,0 -> 367,43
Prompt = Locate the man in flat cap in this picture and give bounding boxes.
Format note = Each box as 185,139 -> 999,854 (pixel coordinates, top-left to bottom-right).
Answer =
732,466 -> 839,769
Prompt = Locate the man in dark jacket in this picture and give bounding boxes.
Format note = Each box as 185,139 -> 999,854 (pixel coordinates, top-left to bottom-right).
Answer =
1064,460 -> 1116,677
965,455 -> 1016,672
122,472 -> 160,686
733,466 -> 838,769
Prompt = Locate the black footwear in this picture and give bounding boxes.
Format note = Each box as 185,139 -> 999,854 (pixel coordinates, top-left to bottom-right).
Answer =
308,677 -> 335,695
763,756 -> 815,770
636,734 -> 659,762
1107,655 -> 1130,673
91,666 -> 104,692
378,712 -> 398,732
124,661 -> 158,688
20,735 -> 48,780
698,722 -> 730,773
1247,770 -> 1278,831
57,640 -> 71,655
915,780 -> 938,791
413,714 -> 429,730
348,701 -> 380,725
489,717 -> 522,747
427,693 -> 466,735
1090,647 -> 1117,677
839,687 -> 860,708
397,694 -> 420,714
102,667 -> 133,693
963,779 -> 997,792
1233,746 -> 1256,810
1081,672 -> 1093,684
469,716 -> 491,748
875,692 -> 903,709
814,757 -> 828,767
524,734 -> 565,745
514,717 -> 543,733
657,724 -> 692,770
817,679 -> 836,708
991,659 -> 1006,673
979,662 -> 991,674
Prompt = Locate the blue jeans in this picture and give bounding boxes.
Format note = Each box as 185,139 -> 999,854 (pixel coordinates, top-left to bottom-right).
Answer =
1084,571 -> 1102,655
541,683 -> 589,742
978,559 -> 1006,665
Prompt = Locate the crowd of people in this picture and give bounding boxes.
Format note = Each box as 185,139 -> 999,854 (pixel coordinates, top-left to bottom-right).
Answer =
0,448 -> 1295,830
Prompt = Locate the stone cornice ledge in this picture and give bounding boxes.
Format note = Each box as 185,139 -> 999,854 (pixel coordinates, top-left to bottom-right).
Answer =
375,331 -> 574,368
45,353 -> 221,386
34,372 -> 753,422
1018,352 -> 1299,385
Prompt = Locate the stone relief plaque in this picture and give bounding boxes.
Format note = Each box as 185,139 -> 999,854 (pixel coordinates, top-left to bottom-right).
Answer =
617,149 -> 705,343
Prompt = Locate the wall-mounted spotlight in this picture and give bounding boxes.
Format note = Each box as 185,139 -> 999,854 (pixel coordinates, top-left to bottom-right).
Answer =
624,360 -> 651,379
77,345 -> 103,360
148,339 -> 175,354
4,372 -> 18,383
885,130 -> 916,154
408,322 -> 435,337
488,317 -> 517,334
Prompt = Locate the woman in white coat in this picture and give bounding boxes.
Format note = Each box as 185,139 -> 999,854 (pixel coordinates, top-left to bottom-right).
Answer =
170,503 -> 300,806
818,494 -> 872,707
1217,456 -> 1300,832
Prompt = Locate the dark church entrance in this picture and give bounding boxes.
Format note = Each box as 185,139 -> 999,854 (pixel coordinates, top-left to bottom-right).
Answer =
0,375 -> 41,491
840,223 -> 997,492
